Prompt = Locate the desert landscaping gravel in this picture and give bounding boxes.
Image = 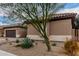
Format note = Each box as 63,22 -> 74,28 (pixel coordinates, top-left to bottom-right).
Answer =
0,41 -> 67,56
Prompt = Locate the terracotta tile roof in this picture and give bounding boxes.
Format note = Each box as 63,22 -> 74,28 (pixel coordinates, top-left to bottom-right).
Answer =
0,26 -> 3,29
49,13 -> 77,21
2,23 -> 25,29
23,13 -> 77,24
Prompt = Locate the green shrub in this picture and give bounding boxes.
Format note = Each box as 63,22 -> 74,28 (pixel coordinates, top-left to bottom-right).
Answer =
21,37 -> 33,48
64,40 -> 79,56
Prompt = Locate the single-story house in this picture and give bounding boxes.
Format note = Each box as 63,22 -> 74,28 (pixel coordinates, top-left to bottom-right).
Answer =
0,13 -> 78,41
25,13 -> 77,41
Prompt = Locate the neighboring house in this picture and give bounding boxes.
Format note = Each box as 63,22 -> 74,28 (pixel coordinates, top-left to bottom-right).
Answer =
26,13 -> 77,41
0,23 -> 27,38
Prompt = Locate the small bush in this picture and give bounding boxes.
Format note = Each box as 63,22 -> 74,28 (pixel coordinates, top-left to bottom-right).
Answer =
51,43 -> 56,46
31,40 -> 35,43
35,42 -> 38,45
21,37 -> 33,48
16,39 -> 20,43
64,40 -> 79,56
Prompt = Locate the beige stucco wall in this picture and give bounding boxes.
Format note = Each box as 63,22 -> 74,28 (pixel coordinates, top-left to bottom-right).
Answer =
27,23 -> 50,35
0,29 -> 4,37
27,24 -> 39,35
16,28 -> 27,37
27,23 -> 49,40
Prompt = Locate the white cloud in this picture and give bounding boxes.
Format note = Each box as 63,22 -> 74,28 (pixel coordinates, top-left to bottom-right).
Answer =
56,7 -> 79,14
0,8 -> 7,16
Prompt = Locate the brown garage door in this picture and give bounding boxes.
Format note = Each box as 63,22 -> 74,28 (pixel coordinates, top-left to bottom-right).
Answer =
6,30 -> 16,37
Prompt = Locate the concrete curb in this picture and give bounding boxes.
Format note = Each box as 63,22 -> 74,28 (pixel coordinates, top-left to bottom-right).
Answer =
0,50 -> 16,56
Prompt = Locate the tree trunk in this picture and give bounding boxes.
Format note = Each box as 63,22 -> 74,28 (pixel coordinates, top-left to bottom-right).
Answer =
43,35 -> 51,51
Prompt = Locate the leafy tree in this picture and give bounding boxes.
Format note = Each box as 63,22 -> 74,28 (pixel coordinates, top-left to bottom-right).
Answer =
0,3 -> 64,51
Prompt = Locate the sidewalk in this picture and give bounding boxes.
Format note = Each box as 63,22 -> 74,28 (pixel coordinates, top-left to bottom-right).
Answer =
0,50 -> 16,56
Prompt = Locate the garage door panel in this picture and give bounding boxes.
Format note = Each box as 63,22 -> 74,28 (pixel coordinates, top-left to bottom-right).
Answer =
6,30 -> 16,37
50,19 -> 72,35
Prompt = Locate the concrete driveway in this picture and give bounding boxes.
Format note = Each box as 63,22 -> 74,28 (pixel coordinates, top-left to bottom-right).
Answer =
0,50 -> 16,56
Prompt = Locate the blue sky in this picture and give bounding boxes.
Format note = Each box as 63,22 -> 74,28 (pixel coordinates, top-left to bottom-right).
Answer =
57,3 -> 79,13
0,16 -> 16,25
0,3 -> 79,25
0,16 -> 23,25
0,16 -> 10,25
63,3 -> 79,9
0,16 -> 9,23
